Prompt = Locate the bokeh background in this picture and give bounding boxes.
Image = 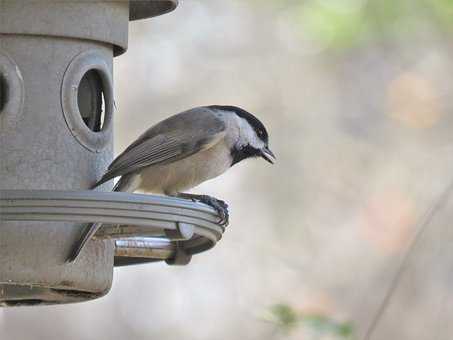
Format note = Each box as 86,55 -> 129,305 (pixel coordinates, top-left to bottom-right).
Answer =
3,0 -> 453,339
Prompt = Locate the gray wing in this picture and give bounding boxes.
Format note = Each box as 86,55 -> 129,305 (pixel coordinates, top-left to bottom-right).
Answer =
94,107 -> 226,187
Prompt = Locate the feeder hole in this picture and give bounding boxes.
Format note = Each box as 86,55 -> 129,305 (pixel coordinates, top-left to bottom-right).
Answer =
77,69 -> 105,132
0,73 -> 8,113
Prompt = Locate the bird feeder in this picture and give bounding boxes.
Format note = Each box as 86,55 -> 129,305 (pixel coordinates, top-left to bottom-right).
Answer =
0,0 -> 225,306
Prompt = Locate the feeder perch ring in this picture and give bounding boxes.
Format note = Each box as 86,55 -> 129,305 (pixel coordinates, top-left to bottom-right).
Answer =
0,190 -> 225,266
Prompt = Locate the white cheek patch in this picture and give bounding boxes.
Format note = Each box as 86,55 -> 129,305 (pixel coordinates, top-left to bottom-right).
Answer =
236,116 -> 265,149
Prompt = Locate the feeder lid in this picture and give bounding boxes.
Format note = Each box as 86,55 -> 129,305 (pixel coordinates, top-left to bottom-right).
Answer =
130,0 -> 178,21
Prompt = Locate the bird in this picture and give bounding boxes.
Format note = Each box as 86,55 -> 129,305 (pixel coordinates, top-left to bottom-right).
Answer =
66,105 -> 275,263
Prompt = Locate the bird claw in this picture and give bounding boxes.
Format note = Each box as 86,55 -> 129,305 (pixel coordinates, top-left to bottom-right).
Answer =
196,195 -> 229,227
178,193 -> 229,226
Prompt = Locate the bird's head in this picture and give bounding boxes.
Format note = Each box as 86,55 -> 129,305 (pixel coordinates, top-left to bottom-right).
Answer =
209,105 -> 275,165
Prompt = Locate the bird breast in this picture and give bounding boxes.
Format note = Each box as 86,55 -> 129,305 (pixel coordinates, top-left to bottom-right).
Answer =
137,140 -> 233,195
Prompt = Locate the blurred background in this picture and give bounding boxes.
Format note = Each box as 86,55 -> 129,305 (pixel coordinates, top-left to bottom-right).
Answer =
3,0 -> 453,339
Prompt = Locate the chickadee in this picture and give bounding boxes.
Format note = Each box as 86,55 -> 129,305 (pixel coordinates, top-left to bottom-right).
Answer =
66,105 -> 275,263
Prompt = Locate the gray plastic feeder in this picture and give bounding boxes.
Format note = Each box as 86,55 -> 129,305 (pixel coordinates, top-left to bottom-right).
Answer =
0,0 -> 224,306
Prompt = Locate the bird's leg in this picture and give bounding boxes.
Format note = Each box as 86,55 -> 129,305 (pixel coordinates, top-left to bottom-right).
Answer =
177,193 -> 229,226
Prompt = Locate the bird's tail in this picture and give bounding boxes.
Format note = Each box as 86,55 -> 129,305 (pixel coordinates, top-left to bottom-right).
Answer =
65,175 -> 108,263
65,173 -> 139,263
65,222 -> 102,263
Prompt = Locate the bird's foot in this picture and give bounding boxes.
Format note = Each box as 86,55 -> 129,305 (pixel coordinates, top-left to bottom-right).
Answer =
199,195 -> 229,226
178,193 -> 229,226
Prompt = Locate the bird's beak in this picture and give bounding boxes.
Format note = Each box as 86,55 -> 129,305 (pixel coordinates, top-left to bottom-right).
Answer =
261,146 -> 276,164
